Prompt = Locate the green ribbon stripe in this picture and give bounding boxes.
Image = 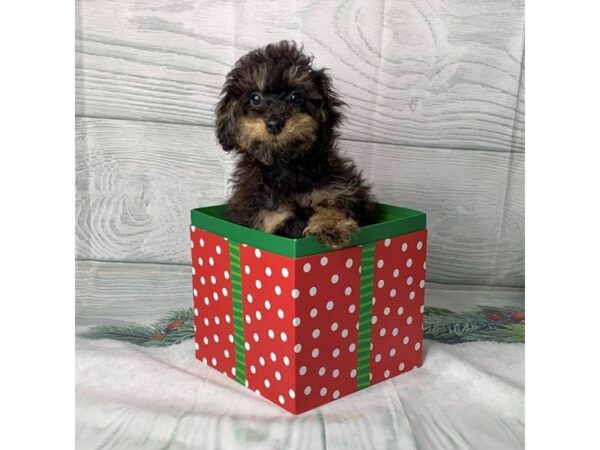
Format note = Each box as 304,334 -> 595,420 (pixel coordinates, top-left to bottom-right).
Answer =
228,240 -> 245,384
357,243 -> 376,389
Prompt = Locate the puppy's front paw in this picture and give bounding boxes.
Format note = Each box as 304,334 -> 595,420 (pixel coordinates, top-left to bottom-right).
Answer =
303,209 -> 359,249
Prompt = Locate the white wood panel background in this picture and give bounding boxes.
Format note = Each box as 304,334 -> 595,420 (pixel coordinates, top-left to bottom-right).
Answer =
75,0 -> 524,288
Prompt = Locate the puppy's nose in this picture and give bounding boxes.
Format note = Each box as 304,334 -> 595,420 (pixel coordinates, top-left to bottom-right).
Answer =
266,119 -> 283,135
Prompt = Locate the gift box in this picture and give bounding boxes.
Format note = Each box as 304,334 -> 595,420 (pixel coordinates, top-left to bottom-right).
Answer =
190,203 -> 427,414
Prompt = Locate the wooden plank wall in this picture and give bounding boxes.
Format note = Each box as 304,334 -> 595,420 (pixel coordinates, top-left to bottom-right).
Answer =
75,0 -> 525,287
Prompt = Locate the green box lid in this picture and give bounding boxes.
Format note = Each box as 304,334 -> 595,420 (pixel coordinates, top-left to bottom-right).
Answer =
190,203 -> 426,258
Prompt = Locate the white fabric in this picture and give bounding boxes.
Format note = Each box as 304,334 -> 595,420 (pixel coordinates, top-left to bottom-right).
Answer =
76,333 -> 523,449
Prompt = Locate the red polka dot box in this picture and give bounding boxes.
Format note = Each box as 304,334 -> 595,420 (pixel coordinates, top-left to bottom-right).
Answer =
190,203 -> 427,414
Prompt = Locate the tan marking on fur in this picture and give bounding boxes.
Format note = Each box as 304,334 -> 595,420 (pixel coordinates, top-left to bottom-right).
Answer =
296,186 -> 350,209
238,116 -> 271,146
255,206 -> 294,233
253,66 -> 267,91
279,113 -> 318,145
284,65 -> 310,85
303,207 -> 359,249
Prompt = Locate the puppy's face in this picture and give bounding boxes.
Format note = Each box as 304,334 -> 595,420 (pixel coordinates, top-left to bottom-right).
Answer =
215,41 -> 343,165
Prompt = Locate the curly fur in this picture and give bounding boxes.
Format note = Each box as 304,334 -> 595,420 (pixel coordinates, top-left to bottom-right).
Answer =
215,40 -> 374,248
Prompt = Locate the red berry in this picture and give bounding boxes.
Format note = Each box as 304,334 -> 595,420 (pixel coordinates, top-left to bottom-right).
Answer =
510,311 -> 525,322
485,312 -> 504,321
166,320 -> 183,331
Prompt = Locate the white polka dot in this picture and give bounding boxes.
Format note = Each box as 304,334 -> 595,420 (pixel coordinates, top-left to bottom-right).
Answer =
255,311 -> 262,321
406,258 -> 413,268
244,341 -> 250,350
282,267 -> 289,278
377,259 -> 384,268
200,277 -> 206,285
255,279 -> 262,289
403,336 -> 410,345
415,342 -> 421,350
281,332 -> 288,342
199,238 -> 205,247
384,238 -> 391,247
203,337 -> 208,345
213,292 -> 219,301
390,348 -> 397,357
318,367 -> 326,376
348,304 -> 356,314
350,369 -> 357,378
294,343 -> 302,353
278,395 -> 285,404
270,352 -> 277,362
320,387 -> 328,396
332,390 -> 340,399
407,316 -> 413,325
250,365 -> 256,374
209,257 -> 214,266
292,317 -> 301,327
383,307 -> 391,316
211,357 -> 217,366
375,353 -> 382,362
277,309 -> 284,319
215,245 -> 221,255
283,356 -> 290,366
203,318 -> 209,326
399,362 -> 405,371
224,348 -> 229,358
417,241 -> 423,250
245,314 -> 251,324
214,316 -> 220,325
195,342 -> 199,350
192,267 -> 196,275
268,329 -> 275,339
222,287 -> 228,297
384,369 -> 391,378
303,262 -> 311,273
331,274 -> 339,284
332,348 -> 340,358
310,308 -> 318,318
264,300 -> 271,310
292,289 -> 300,299
265,266 -> 272,276
228,334 -> 234,343
320,256 -> 328,266
311,348 -> 320,358
309,287 -> 317,296
380,328 -> 387,337
193,288 -> 198,297
393,269 -> 400,278
312,329 -> 320,338
289,389 -> 296,399
377,279 -> 385,288
247,294 -> 253,303
259,356 -> 266,366
264,379 -> 270,388
345,258 -> 354,268
423,261 -> 427,269
331,322 -> 339,331
255,389 -> 260,395
193,324 -> 197,332
401,243 -> 408,252
223,270 -> 229,279
274,285 -> 282,295
345,287 -> 352,296
371,315 -> 378,325
326,300 -> 334,310
193,307 -> 198,317
406,276 -> 414,285
397,306 -> 404,316
390,289 -> 397,298
244,265 -> 251,275
409,291 -> 416,300
348,343 -> 356,352
299,366 -> 307,375
420,280 -> 425,288
420,305 -> 425,313
204,297 -> 210,306
191,226 -> 196,232
304,386 -> 312,395
341,329 -> 349,338
332,369 -> 340,378
253,332 -> 259,342
255,248 -> 261,258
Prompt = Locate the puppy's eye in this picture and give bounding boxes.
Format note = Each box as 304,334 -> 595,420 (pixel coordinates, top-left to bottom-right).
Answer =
249,92 -> 262,106
289,91 -> 302,104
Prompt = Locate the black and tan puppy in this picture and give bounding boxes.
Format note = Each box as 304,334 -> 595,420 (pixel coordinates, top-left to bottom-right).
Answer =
215,41 -> 373,249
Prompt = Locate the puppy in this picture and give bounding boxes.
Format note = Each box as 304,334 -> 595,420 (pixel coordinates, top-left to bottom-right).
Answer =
215,40 -> 373,249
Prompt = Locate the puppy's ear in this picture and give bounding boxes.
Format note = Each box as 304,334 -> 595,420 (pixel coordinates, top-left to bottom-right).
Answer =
312,68 -> 345,129
215,93 -> 239,151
